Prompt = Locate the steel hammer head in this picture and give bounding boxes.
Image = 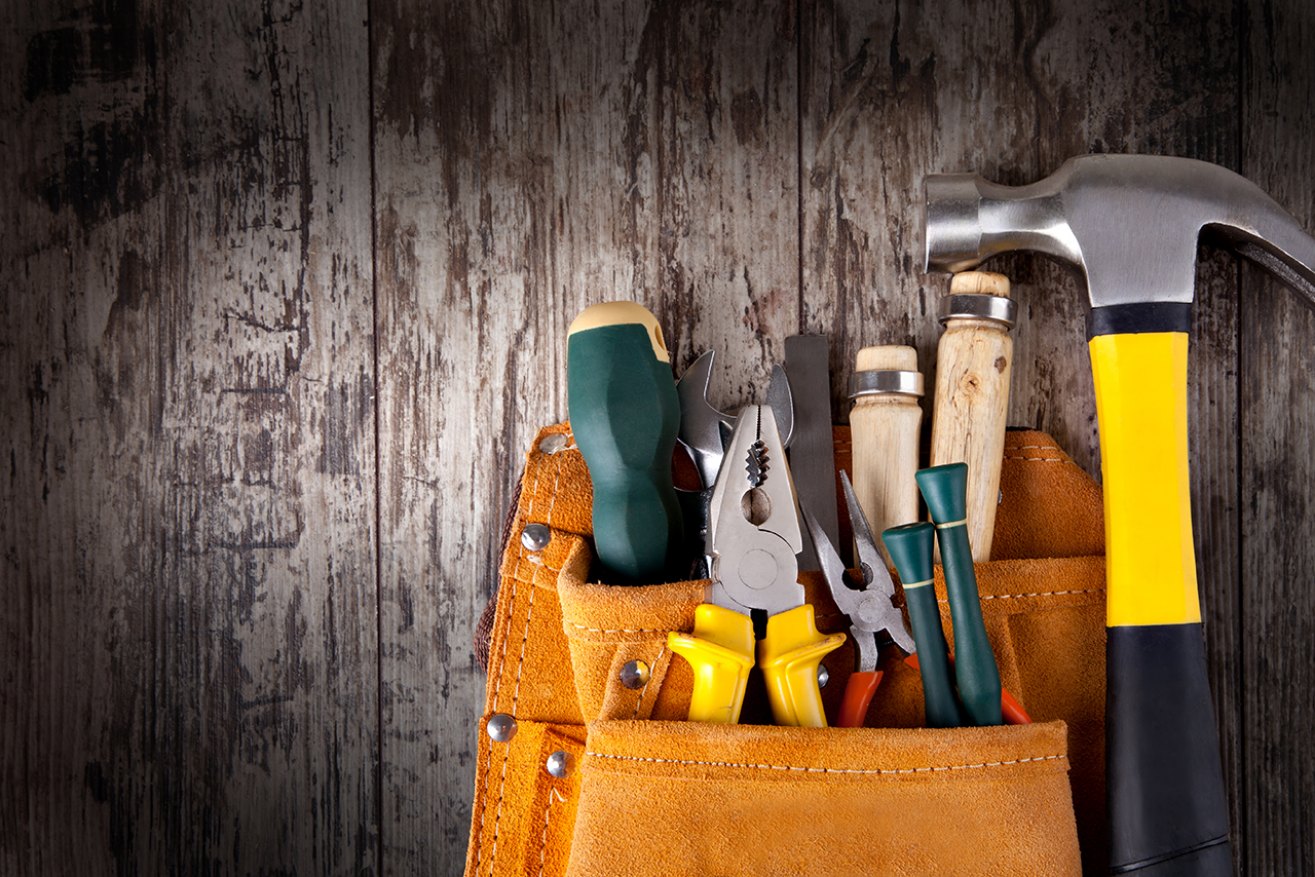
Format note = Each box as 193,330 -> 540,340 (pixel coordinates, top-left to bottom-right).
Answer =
923,154 -> 1315,312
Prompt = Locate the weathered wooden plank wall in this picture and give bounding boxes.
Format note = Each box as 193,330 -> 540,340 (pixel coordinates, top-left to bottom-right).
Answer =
2,0 -> 379,872
1242,4 -> 1315,874
2,0 -> 1312,873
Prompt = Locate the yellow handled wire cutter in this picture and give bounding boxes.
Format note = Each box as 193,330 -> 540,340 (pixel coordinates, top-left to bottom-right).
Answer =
667,404 -> 846,726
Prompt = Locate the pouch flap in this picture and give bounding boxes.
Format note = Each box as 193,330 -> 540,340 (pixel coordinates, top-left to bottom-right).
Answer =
568,719 -> 1081,876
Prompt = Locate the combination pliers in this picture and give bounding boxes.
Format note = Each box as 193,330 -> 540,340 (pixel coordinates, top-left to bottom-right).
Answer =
668,404 -> 845,726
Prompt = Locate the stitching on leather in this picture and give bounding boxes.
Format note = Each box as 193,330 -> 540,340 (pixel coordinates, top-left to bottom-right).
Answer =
487,457 -> 563,871
567,623 -> 674,635
473,542 -> 530,875
567,614 -> 845,636
583,751 -> 1067,774
480,452 -> 553,874
536,787 -> 567,877
542,448 -> 565,530
510,455 -> 563,714
473,566 -> 517,876
935,587 -> 1103,603
631,646 -> 666,720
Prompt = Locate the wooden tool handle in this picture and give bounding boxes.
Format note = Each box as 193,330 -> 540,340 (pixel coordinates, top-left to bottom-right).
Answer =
849,345 -> 922,566
930,271 -> 1014,562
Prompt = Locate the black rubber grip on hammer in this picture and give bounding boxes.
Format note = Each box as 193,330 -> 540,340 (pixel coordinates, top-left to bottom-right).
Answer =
1106,624 -> 1232,875
1088,302 -> 1192,338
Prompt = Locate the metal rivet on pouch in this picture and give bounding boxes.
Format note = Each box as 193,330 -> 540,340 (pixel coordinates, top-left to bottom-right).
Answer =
545,750 -> 571,778
521,524 -> 551,552
539,433 -> 568,455
817,664 -> 830,689
619,660 -> 650,689
487,713 -> 517,743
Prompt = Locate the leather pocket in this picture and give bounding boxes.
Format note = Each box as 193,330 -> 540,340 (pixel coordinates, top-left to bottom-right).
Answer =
556,535 -> 1107,871
568,719 -> 1080,876
466,426 -> 1107,876
466,718 -> 585,877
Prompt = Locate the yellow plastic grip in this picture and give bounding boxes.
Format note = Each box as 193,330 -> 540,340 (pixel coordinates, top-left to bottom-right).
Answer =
667,603 -> 756,723
1089,332 -> 1201,627
758,605 -> 847,727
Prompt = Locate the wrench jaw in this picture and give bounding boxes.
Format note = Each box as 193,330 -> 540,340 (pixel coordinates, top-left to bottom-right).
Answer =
766,364 -> 794,449
676,350 -> 733,490
677,352 -> 796,492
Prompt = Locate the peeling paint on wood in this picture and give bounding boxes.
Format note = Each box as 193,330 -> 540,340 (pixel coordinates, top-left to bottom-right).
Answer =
2,0 -> 377,873
1242,3 -> 1315,874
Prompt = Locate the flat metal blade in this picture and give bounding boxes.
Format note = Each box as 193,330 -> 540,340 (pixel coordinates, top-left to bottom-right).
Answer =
767,364 -> 794,448
783,335 -> 838,570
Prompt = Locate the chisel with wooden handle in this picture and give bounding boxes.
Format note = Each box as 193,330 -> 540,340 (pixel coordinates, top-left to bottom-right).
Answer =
849,345 -> 923,566
929,271 -> 1016,561
567,302 -> 683,582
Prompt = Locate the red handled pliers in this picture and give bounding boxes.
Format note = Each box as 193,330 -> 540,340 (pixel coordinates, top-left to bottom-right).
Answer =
803,473 -> 916,728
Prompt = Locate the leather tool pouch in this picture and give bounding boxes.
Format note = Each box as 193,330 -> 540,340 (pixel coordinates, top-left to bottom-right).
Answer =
465,427 -> 1107,876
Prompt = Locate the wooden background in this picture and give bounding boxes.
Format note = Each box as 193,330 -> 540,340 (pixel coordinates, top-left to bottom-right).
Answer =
2,0 -> 1312,873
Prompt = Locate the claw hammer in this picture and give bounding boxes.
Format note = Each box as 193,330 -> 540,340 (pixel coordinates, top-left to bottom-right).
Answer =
922,154 -> 1315,876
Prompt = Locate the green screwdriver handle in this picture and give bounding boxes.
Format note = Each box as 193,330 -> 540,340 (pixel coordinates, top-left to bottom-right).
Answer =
567,303 -> 683,583
916,463 -> 1003,726
883,523 -> 963,728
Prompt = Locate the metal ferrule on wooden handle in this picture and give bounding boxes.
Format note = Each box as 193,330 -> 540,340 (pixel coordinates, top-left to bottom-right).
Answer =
849,345 -> 923,566
930,272 -> 1016,562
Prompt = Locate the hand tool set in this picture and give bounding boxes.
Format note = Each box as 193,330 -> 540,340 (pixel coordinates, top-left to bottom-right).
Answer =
471,153 -> 1315,877
573,302 -> 1020,731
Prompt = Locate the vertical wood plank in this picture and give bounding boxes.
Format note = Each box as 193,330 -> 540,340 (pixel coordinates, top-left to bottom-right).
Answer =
1242,1 -> 1315,873
0,0 -> 377,872
372,6 -> 648,872
371,1 -> 799,870
800,1 -> 1242,868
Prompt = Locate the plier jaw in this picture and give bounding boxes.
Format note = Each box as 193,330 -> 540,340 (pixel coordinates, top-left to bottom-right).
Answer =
668,404 -> 845,727
808,472 -> 917,663
706,405 -> 804,617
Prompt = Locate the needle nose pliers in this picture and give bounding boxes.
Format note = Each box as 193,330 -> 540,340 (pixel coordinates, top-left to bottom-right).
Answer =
803,473 -> 924,728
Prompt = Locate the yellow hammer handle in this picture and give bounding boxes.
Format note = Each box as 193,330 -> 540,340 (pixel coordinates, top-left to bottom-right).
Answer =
1090,313 -> 1231,872
1089,332 -> 1199,626
667,604 -> 755,723
758,605 -> 846,727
